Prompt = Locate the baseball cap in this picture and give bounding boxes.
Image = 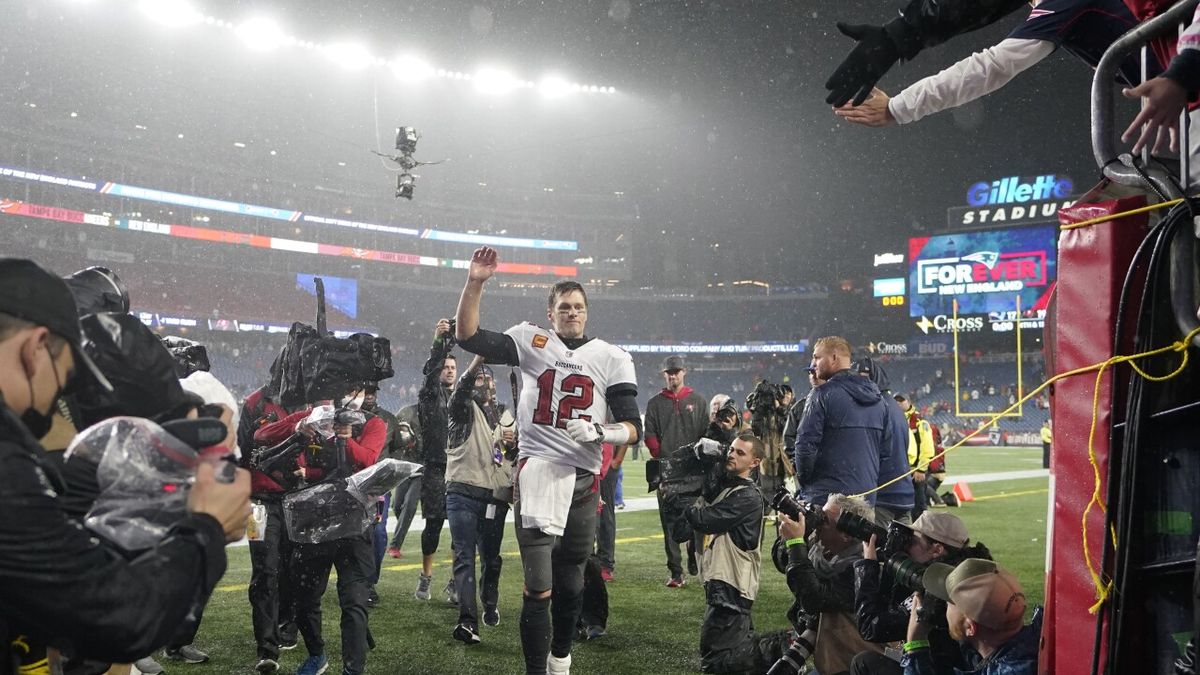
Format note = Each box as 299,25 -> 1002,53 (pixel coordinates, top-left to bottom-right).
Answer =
660,355 -> 686,372
922,558 -> 1027,632
0,258 -> 112,393
897,511 -> 968,549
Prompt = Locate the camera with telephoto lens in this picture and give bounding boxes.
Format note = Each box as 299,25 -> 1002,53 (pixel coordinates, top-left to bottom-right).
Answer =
766,610 -> 819,675
771,487 -> 824,528
835,510 -> 937,593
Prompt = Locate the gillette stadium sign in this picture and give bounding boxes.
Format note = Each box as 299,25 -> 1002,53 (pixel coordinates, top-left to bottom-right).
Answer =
947,174 -> 1075,227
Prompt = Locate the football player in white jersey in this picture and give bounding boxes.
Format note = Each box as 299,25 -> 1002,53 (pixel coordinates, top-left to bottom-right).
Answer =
455,245 -> 641,675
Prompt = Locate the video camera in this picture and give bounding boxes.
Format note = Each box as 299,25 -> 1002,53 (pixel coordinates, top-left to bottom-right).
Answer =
646,439 -> 728,542
746,379 -> 786,416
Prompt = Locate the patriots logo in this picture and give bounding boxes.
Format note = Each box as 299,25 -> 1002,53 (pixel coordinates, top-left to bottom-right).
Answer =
962,251 -> 1000,269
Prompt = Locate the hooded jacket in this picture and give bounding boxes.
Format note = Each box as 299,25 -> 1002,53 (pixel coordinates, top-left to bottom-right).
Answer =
793,370 -> 912,508
644,385 -> 708,458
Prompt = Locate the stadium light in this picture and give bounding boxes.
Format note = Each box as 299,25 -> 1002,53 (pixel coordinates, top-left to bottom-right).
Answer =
391,55 -> 435,83
140,0 -> 202,27
474,67 -> 520,95
538,75 -> 573,98
236,17 -> 287,51
323,42 -> 373,71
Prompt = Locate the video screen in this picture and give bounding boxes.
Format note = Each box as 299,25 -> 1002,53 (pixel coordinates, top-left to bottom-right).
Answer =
908,225 -> 1056,318
296,273 -> 359,319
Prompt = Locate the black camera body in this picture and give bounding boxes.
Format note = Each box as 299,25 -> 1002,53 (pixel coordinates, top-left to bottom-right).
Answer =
771,488 -> 825,527
746,379 -> 785,416
646,440 -> 728,543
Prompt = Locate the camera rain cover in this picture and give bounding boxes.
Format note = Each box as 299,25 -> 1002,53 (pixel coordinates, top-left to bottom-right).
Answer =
75,312 -> 190,428
283,459 -> 420,544
65,416 -> 199,552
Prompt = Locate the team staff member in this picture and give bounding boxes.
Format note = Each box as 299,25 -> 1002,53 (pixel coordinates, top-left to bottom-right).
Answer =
644,355 -> 708,587
415,321 -> 457,602
894,394 -> 935,522
455,246 -> 641,675
254,393 -> 387,675
0,258 -> 250,671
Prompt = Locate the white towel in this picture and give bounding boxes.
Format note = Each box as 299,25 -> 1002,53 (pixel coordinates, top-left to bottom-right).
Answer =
518,457 -> 576,536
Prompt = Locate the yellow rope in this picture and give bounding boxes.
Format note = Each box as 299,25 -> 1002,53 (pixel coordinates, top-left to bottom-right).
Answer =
851,326 -> 1200,611
1058,198 -> 1182,231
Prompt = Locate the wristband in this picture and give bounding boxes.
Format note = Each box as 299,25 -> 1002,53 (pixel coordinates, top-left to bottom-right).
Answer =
785,537 -> 805,547
903,640 -> 930,653
595,422 -> 631,445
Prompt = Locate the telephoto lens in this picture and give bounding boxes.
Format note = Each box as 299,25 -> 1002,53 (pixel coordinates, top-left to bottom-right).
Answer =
766,627 -> 818,675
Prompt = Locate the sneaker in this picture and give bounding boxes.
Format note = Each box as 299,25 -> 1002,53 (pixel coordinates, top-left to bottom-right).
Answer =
296,653 -> 329,675
666,575 -> 685,588
414,573 -> 432,600
600,567 -> 614,583
547,653 -> 572,675
164,644 -> 209,664
278,623 -> 299,650
366,586 -> 380,608
255,658 -> 280,674
387,546 -> 403,559
133,657 -> 164,674
585,625 -> 607,641
616,502 -> 625,510
483,606 -> 500,627
444,578 -> 458,605
452,623 -> 482,645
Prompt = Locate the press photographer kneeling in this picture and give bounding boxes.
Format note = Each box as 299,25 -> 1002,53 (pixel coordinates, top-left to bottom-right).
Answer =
848,512 -> 992,675
677,431 -> 768,674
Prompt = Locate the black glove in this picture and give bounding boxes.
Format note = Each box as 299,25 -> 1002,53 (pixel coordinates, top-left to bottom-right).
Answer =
825,21 -> 901,107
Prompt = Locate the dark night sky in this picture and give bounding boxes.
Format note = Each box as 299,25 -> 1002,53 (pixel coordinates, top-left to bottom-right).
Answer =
4,0 -> 1133,288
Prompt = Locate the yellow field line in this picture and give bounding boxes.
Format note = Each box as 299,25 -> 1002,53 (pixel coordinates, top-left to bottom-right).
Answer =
216,532 -> 666,593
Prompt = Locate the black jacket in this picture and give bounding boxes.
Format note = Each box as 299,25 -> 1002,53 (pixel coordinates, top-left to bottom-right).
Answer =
783,541 -> 858,616
0,399 -> 227,672
418,341 -> 453,467
684,475 -> 763,553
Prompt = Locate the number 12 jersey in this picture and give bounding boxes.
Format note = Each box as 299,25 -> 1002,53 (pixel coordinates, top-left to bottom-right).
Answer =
504,322 -> 637,473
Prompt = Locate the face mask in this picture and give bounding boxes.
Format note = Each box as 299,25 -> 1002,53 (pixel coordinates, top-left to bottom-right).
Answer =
22,345 -> 64,439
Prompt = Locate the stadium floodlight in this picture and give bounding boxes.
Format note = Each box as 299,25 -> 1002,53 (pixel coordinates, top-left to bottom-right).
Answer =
538,76 -> 573,98
323,42 -> 373,71
473,67 -> 520,95
236,17 -> 287,51
391,55 -> 436,83
139,0 -> 202,27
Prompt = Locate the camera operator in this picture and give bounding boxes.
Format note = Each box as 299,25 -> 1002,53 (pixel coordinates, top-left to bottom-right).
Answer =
680,431 -> 768,674
850,512 -> 991,675
0,258 -> 251,672
645,355 -> 709,588
415,318 -> 458,602
902,559 -> 1040,675
445,356 -> 517,644
240,382 -> 302,669
748,380 -> 792,508
254,387 -> 387,675
774,494 -> 884,675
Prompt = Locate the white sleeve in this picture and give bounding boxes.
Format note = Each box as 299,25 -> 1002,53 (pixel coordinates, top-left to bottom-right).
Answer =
1180,7 -> 1200,54
887,38 -> 1055,125
609,349 -> 637,390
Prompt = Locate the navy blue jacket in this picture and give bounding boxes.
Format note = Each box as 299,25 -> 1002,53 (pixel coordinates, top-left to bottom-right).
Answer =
793,370 -> 912,509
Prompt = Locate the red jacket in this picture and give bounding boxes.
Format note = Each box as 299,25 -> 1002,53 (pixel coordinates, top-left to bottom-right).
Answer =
255,409 -> 386,483
241,388 -> 290,495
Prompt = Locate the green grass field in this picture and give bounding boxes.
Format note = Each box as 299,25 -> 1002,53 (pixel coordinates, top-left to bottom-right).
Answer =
192,448 -> 1048,674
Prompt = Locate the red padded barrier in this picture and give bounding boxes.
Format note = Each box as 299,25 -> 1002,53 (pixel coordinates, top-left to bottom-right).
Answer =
1043,186 -> 1150,675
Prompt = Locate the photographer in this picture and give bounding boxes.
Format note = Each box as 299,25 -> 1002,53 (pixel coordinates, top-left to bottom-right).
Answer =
902,559 -> 1040,675
254,389 -> 386,675
748,380 -> 792,506
682,431 -> 768,674
415,319 -> 457,601
0,258 -> 250,672
775,494 -> 883,675
850,512 -> 991,675
645,355 -> 709,587
445,356 -> 516,644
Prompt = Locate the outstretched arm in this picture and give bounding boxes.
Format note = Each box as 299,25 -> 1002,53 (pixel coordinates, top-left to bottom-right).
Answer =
456,246 -> 496,342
